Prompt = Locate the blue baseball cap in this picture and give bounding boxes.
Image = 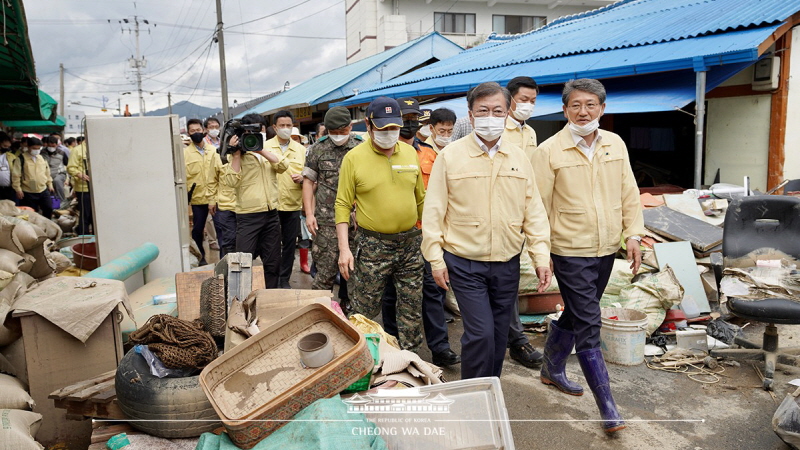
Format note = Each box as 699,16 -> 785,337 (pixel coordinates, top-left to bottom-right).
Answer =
366,96 -> 403,129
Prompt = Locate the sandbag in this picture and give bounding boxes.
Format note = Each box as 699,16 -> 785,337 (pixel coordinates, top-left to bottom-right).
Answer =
16,210 -> 61,242
56,214 -> 77,234
775,387 -> 800,449
49,251 -> 71,274
0,373 -> 33,409
0,249 -> 24,275
0,301 -> 21,347
26,237 -> 55,280
0,409 -> 43,450
0,200 -> 18,216
3,217 -> 42,252
18,254 -> 34,274
0,270 -> 12,291
0,217 -> 23,255
601,266 -> 684,336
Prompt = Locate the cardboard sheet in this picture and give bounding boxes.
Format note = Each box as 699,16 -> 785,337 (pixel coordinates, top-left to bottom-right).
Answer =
12,277 -> 132,343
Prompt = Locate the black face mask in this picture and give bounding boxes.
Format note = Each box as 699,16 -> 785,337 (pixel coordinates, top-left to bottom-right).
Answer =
190,132 -> 205,144
399,120 -> 420,139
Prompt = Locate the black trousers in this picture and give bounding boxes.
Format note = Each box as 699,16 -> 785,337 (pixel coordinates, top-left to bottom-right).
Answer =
551,253 -> 616,352
76,191 -> 93,235
21,189 -> 53,218
0,186 -> 16,203
213,209 -> 237,260
278,210 -> 301,285
191,205 -> 210,261
236,210 -> 281,289
444,251 -> 520,379
382,259 -> 451,353
507,301 -> 528,347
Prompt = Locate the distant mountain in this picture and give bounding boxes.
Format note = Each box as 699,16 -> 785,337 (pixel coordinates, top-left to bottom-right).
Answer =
145,101 -> 219,120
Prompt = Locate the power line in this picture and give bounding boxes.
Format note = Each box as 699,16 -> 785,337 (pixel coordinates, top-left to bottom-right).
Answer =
226,0 -> 311,28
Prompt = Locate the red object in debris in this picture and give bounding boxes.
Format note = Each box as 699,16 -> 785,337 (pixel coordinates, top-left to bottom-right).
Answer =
608,316 -> 619,320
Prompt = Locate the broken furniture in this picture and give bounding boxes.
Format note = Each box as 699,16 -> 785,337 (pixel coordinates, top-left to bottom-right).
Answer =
49,370 -> 125,421
710,195 -> 800,390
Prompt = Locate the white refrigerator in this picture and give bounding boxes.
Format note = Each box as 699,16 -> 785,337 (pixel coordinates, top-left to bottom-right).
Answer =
85,115 -> 191,292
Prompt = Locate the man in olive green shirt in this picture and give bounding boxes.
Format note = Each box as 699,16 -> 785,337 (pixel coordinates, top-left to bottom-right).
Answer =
335,97 -> 426,352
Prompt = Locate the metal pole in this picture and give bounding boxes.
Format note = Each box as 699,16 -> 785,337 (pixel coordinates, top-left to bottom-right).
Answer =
134,16 -> 145,117
215,0 -> 230,122
59,63 -> 65,117
694,70 -> 707,190
117,99 -> 121,116
168,92 -> 172,115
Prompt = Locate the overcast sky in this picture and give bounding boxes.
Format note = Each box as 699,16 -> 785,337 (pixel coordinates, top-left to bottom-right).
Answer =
27,0 -> 346,116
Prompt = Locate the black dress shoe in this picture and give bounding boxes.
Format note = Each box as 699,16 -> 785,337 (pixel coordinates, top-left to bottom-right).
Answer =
510,342 -> 544,368
432,349 -> 461,367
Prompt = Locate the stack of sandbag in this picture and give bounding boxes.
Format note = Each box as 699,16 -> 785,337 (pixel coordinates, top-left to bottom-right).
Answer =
0,200 -> 70,349
0,372 -> 42,450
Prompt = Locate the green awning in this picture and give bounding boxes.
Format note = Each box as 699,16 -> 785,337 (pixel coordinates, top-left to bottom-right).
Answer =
0,0 -> 55,121
2,115 -> 66,133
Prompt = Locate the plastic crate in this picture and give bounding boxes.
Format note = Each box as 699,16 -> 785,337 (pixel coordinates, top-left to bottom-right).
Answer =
199,303 -> 373,449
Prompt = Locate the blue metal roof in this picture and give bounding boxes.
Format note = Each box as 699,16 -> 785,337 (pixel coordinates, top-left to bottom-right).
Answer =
234,32 -> 462,118
335,0 -> 799,106
336,24 -> 779,106
423,63 -> 750,120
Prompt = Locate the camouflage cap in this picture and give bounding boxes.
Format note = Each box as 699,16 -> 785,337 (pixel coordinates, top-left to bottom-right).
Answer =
324,106 -> 352,131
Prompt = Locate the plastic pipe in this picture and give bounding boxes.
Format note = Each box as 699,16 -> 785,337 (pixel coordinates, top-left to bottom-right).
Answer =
85,242 -> 159,281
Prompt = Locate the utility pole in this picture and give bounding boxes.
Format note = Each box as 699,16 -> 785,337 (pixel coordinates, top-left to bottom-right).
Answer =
168,92 -> 172,115
118,98 -> 122,116
215,0 -> 230,122
119,16 -> 149,116
59,63 -> 65,117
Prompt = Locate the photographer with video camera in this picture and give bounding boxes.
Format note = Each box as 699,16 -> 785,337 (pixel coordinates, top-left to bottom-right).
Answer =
220,113 -> 288,288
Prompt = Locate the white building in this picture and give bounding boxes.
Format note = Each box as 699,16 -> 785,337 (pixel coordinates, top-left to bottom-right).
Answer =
64,109 -> 85,136
345,0 -> 614,62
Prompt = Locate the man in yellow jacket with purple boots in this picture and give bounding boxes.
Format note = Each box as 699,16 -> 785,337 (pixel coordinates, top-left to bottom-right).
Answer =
533,78 -> 645,434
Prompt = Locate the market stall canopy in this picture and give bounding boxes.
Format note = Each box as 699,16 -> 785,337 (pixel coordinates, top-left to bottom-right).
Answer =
2,115 -> 66,133
335,0 -> 800,107
0,0 -> 55,121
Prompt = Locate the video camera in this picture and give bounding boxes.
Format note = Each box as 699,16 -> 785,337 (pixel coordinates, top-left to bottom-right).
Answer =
219,118 -> 263,161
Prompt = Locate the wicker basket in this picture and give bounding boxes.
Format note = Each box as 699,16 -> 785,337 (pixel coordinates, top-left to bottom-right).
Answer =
199,303 -> 373,449
199,274 -> 226,338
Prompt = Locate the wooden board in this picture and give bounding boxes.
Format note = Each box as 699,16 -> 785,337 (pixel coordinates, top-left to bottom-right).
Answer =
654,241 -> 711,317
176,269 -> 214,321
643,206 -> 723,252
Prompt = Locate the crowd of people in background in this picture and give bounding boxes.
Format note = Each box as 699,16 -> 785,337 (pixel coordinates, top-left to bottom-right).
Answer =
0,131 -> 92,235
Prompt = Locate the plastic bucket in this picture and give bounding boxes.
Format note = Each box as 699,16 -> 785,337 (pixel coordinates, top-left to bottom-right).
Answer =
600,307 -> 648,366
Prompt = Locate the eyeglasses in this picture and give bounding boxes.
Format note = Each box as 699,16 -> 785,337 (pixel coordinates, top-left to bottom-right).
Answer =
567,103 -> 600,112
472,108 -> 507,118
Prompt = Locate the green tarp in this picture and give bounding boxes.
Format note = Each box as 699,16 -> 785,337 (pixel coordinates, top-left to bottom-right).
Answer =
0,0 -> 56,121
2,114 -> 66,133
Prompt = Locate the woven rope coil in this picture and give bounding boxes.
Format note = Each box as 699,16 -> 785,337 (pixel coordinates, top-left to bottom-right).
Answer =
128,314 -> 217,369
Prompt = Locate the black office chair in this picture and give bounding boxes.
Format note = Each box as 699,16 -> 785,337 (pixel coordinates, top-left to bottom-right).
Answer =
710,195 -> 800,390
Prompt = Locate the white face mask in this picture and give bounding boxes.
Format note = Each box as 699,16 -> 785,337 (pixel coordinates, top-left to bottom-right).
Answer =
568,118 -> 600,137
329,133 -> 349,146
434,134 -> 451,148
371,129 -> 400,149
276,128 -> 292,140
512,102 -> 535,121
418,124 -> 432,138
207,129 -> 220,138
30,149 -> 41,157
472,116 -> 506,141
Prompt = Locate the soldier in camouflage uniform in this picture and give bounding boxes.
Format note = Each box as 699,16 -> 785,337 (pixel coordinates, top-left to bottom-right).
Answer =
335,97 -> 426,352
302,107 -> 363,299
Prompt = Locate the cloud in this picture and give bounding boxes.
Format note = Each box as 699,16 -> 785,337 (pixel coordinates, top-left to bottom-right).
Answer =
28,0 -> 346,115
